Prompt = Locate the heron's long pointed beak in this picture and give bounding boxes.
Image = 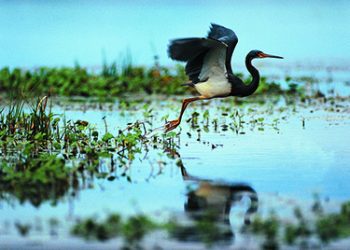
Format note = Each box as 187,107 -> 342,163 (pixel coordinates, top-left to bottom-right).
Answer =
259,53 -> 283,59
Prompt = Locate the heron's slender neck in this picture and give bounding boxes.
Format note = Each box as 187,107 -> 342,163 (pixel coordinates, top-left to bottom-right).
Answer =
241,55 -> 260,97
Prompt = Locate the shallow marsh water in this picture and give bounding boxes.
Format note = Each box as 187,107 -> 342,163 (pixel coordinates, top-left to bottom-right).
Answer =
0,93 -> 349,249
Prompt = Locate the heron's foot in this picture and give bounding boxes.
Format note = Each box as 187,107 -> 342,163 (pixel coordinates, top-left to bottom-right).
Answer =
164,119 -> 180,133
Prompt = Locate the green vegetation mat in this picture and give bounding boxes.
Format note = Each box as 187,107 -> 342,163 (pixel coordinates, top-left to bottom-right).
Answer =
0,63 -> 302,99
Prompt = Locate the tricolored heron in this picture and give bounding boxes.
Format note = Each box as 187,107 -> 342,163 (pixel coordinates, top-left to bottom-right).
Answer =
165,23 -> 283,132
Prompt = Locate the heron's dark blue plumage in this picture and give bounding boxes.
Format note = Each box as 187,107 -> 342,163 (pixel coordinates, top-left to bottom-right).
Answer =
168,23 -> 238,84
168,38 -> 213,82
207,23 -> 238,46
168,38 -> 205,62
164,23 -> 283,132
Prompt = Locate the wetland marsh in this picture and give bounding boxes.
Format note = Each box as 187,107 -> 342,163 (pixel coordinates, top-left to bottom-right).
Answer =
1,1 -> 350,249
1,63 -> 350,249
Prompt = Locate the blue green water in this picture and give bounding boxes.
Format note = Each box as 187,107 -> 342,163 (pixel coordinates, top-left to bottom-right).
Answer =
0,99 -> 349,248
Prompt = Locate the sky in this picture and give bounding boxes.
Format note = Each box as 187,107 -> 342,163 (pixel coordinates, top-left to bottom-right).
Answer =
1,0 -> 349,68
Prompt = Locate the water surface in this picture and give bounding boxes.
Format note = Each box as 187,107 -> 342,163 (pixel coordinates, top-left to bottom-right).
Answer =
0,96 -> 349,248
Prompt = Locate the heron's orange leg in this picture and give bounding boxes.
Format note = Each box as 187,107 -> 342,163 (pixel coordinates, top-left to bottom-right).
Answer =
165,96 -> 207,132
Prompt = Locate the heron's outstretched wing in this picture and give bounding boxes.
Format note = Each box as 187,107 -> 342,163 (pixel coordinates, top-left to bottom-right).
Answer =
168,37 -> 226,83
207,23 -> 238,48
168,38 -> 211,62
168,24 -> 238,83
208,23 -> 238,75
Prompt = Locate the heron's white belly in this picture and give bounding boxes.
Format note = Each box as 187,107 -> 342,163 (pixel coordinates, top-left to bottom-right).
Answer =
194,78 -> 231,98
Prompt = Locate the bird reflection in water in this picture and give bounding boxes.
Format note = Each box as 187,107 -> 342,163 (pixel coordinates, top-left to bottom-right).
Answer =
166,149 -> 258,245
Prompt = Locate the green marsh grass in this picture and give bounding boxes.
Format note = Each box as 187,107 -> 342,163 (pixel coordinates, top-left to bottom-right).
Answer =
68,199 -> 350,248
0,62 -> 312,100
